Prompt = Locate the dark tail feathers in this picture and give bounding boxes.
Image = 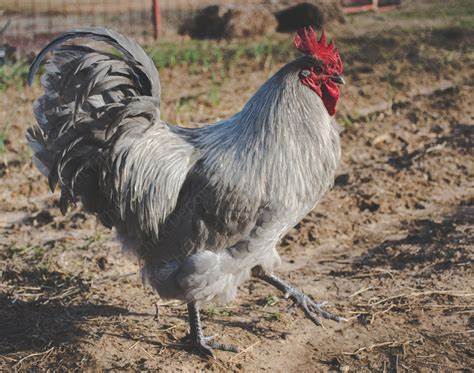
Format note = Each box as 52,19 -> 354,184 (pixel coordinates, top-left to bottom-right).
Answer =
27,27 -> 160,218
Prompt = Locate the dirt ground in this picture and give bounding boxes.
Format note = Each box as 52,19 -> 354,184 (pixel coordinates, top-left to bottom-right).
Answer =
0,1 -> 473,371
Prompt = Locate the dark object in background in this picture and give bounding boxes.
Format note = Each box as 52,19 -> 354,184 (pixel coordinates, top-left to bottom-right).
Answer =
267,0 -> 346,26
179,5 -> 227,39
275,2 -> 325,32
179,4 -> 277,39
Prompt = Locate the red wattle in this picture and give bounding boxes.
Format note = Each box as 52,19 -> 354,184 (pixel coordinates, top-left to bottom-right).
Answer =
321,81 -> 339,116
301,76 -> 340,116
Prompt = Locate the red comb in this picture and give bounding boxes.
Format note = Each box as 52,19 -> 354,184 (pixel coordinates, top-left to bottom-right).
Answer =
294,27 -> 343,74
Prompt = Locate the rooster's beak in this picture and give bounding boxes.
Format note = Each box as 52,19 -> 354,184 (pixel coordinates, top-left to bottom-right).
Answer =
331,75 -> 345,85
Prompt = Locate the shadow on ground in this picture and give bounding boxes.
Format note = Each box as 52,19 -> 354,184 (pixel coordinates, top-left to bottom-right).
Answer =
0,267 -> 149,355
355,200 -> 473,272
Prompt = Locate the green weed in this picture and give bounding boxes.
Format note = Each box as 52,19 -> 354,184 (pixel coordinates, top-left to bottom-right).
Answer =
264,312 -> 281,322
264,295 -> 280,307
0,62 -> 29,91
147,38 -> 295,71
203,305 -> 234,317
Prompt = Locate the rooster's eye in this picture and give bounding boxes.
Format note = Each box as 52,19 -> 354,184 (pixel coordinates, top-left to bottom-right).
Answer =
300,69 -> 311,78
314,65 -> 323,74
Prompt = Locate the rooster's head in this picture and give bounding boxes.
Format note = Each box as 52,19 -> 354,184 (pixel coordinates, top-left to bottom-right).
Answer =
294,27 -> 344,116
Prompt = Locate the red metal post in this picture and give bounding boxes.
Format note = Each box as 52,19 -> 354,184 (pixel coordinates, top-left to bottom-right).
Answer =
152,0 -> 161,39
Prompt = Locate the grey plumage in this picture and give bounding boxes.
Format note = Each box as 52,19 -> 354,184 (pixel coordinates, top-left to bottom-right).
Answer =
27,28 -> 341,308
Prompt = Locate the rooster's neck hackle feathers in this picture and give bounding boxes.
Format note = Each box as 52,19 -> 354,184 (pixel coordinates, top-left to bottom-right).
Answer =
192,57 -> 340,213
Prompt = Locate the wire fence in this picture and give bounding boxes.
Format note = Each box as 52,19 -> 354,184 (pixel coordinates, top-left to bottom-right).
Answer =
0,0 -> 401,55
0,0 -> 246,54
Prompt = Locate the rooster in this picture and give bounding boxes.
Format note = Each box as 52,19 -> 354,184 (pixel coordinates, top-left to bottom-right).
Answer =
27,27 -> 345,356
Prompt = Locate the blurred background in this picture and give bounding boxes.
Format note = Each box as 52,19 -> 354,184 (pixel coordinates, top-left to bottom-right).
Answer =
1,1 -> 402,49
0,0 -> 472,371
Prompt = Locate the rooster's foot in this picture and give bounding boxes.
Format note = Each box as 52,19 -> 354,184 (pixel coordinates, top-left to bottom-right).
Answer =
253,267 -> 345,326
187,302 -> 239,357
284,289 -> 344,326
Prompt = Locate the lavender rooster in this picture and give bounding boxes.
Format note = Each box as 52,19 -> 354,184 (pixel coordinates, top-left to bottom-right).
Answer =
27,27 -> 345,356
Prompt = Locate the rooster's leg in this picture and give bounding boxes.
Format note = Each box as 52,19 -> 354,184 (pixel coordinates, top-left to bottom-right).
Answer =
252,267 -> 345,326
187,302 -> 239,357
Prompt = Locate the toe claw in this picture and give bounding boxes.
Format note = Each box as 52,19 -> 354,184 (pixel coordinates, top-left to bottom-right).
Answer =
305,310 -> 322,326
198,343 -> 215,358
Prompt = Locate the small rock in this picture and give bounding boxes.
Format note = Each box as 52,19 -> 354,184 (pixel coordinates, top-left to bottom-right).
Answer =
96,256 -> 108,270
334,173 -> 350,187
